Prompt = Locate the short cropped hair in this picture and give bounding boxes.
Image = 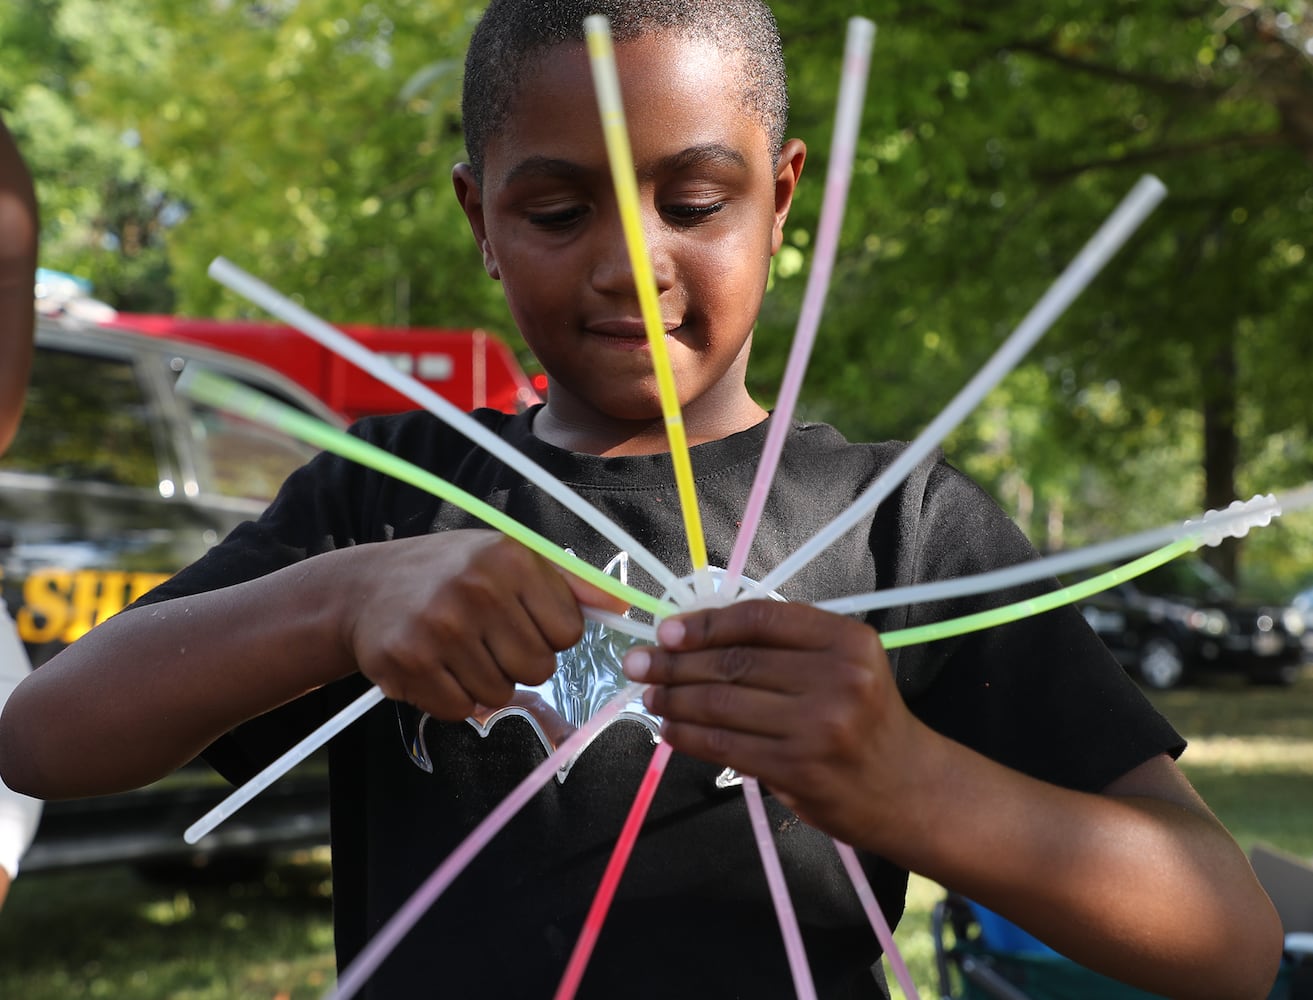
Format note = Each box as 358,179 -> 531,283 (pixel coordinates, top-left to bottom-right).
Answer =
461,0 -> 789,181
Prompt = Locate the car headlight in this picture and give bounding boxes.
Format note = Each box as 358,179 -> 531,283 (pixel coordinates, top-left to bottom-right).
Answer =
1283,607 -> 1307,636
1186,608 -> 1230,636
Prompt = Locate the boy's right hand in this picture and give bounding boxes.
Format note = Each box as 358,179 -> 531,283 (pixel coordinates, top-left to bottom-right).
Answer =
340,530 -> 627,721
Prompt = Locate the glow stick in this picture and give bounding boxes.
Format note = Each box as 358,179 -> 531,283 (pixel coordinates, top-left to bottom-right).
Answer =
834,841 -> 920,1000
185,685 -> 385,845
177,366 -> 673,620
183,602 -> 652,845
208,256 -> 695,608
749,175 -> 1168,599
583,17 -> 713,599
744,776 -> 819,1000
553,741 -> 674,1000
326,685 -> 646,1000
723,16 -> 876,599
550,24 -> 731,994
816,491 -> 1294,617
878,537 -> 1195,651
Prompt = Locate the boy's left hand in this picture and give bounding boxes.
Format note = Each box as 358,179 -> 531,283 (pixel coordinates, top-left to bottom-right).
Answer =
622,600 -> 917,843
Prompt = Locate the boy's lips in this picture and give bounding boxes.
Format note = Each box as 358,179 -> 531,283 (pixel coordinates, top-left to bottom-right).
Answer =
584,318 -> 682,349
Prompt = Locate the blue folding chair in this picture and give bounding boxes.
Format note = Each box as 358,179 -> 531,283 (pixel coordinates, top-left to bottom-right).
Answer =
932,892 -> 1301,1000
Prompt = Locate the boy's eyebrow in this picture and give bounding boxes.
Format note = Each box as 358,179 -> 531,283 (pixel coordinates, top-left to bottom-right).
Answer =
502,143 -> 749,187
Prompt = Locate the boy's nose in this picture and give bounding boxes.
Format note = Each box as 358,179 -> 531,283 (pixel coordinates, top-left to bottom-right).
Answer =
589,203 -> 675,297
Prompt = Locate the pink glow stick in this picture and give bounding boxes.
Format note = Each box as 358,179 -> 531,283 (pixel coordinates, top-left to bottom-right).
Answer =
324,686 -> 642,1000
834,841 -> 921,999
553,740 -> 674,1000
722,16 -> 876,598
744,776 -> 818,999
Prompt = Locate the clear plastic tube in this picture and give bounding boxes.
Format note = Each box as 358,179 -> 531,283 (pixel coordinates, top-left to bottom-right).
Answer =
185,685 -> 386,845
749,175 -> 1168,599
722,16 -> 876,599
208,256 -> 696,607
816,491 -> 1292,617
177,367 -> 673,619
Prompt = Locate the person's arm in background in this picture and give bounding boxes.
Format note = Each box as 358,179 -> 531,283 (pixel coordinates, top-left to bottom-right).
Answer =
0,114 -> 36,452
0,112 -> 44,910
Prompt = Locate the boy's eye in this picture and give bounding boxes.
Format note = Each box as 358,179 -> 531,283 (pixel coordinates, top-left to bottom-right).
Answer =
527,205 -> 587,229
664,202 -> 726,225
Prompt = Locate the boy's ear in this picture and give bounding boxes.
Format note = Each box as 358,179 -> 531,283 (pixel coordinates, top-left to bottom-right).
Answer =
770,139 -> 808,256
452,163 -> 501,280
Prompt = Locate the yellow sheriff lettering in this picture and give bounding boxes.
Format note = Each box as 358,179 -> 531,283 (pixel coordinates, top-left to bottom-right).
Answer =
16,568 -> 171,644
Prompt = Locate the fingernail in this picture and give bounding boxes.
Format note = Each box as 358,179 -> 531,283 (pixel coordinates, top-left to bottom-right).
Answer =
656,617 -> 685,647
622,648 -> 651,681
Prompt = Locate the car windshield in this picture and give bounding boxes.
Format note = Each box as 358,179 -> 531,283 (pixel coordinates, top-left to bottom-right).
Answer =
1137,558 -> 1236,603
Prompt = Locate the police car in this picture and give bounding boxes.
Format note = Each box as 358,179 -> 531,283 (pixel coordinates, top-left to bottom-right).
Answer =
3,305 -> 344,874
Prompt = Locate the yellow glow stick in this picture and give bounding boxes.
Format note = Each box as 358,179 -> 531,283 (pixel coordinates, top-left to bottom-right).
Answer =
584,16 -> 712,599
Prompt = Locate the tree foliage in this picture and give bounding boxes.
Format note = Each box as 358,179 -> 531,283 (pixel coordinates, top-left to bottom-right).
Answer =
2,0 -> 1310,590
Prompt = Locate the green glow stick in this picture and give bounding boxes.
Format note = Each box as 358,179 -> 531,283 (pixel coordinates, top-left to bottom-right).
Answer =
878,536 -> 1195,650
177,367 -> 675,620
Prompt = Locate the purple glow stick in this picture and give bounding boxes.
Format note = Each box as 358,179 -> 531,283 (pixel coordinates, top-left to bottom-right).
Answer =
722,16 -> 876,598
324,686 -> 643,1000
744,776 -> 818,999
835,841 -> 921,999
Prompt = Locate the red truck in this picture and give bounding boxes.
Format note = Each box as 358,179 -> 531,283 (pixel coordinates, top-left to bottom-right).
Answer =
103,313 -> 542,421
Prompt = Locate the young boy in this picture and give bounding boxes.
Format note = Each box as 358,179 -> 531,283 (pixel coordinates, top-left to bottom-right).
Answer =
0,1 -> 1282,997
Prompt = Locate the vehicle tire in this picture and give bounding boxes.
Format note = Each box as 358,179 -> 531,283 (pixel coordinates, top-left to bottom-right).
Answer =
1250,663 -> 1301,687
1138,636 -> 1186,690
134,852 -> 270,885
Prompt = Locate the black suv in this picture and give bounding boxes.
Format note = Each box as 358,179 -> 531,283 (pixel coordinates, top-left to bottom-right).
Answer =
1078,556 -> 1311,690
2,311 -> 342,874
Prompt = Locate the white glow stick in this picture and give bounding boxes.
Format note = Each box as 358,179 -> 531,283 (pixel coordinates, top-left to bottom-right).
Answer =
208,257 -> 695,608
185,684 -> 385,844
749,175 -> 1168,598
722,17 -> 875,600
815,490 -> 1299,617
182,606 -> 650,844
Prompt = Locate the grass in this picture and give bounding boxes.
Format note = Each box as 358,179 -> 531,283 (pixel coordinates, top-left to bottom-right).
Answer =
2,667 -> 1310,999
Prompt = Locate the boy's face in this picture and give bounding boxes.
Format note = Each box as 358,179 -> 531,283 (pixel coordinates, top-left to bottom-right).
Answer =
454,31 -> 805,454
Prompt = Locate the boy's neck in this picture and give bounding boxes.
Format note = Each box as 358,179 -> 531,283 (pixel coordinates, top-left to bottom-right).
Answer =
530,396 -> 769,457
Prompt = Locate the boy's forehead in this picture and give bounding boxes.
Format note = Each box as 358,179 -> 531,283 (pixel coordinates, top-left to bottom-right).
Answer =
482,32 -> 770,183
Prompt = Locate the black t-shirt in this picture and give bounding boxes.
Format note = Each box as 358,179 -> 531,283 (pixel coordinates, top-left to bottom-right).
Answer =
137,407 -> 1183,999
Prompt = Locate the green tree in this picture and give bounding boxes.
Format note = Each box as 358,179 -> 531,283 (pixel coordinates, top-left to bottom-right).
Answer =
4,0 -> 1310,589
764,1 -> 1312,587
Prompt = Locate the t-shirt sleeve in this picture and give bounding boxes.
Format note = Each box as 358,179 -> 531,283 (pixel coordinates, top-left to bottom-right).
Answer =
882,460 -> 1184,793
127,423 -> 388,786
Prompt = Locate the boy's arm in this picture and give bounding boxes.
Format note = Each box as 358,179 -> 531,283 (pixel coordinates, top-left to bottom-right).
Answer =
0,531 -> 623,800
0,115 -> 37,455
627,601 -> 1283,1000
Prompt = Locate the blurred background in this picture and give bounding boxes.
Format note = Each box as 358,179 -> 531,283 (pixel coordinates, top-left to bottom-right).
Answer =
3,0 -> 1311,593
1,1 -> 1312,997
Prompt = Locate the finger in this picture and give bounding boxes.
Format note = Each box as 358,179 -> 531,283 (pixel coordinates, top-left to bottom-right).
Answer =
640,666 -> 801,737
479,591 -> 572,689
654,717 -> 791,778
656,600 -> 873,655
471,537 -> 589,655
625,642 -> 816,697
